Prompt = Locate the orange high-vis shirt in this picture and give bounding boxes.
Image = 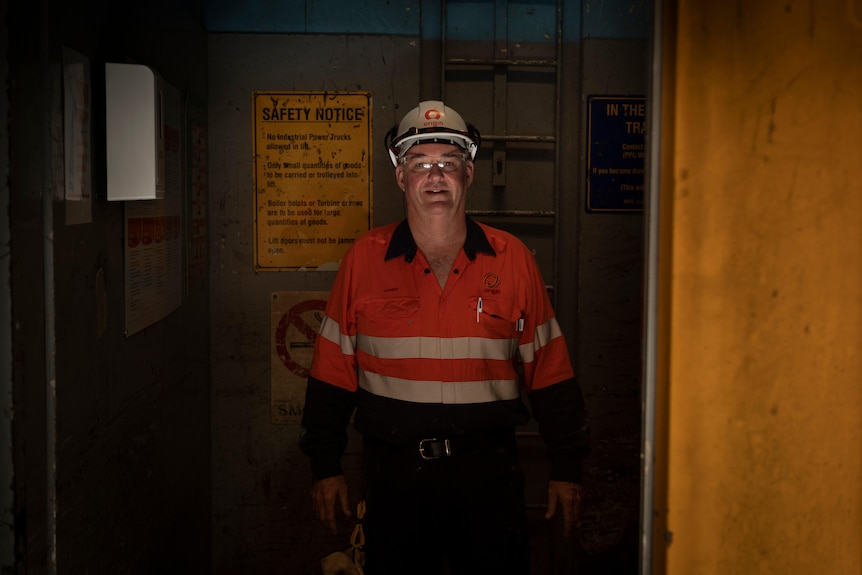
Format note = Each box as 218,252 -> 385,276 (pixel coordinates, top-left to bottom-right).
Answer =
309,219 -> 575,441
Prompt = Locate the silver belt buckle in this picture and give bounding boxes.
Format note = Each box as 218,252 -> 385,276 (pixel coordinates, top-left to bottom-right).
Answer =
418,438 -> 451,460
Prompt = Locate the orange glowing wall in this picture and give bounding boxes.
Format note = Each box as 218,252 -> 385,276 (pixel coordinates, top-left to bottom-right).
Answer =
653,1 -> 862,573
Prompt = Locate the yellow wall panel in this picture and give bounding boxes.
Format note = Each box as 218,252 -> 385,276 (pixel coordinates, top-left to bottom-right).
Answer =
659,1 -> 862,573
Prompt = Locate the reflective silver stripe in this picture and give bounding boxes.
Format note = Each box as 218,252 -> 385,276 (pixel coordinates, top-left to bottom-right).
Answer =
359,370 -> 521,404
518,317 -> 563,363
318,315 -> 356,355
356,334 -> 517,360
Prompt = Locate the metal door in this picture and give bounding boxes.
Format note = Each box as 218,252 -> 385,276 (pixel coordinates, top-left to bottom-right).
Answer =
439,1 -> 562,302
433,2 -> 574,571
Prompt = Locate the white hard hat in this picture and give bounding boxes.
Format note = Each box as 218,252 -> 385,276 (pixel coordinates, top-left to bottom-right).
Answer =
385,100 -> 480,166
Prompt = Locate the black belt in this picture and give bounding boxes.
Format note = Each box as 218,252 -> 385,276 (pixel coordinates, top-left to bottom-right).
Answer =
418,437 -> 452,460
364,431 -> 516,462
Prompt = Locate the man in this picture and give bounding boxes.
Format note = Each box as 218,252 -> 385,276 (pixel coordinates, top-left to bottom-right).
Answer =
300,101 -> 589,574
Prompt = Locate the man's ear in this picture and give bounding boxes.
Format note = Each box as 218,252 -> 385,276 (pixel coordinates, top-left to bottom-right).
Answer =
395,165 -> 407,191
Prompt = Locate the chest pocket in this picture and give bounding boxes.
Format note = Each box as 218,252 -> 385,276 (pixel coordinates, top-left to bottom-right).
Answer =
467,296 -> 521,340
357,297 -> 421,337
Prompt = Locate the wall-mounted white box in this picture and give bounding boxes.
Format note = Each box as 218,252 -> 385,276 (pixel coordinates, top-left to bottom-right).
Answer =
105,63 -> 165,201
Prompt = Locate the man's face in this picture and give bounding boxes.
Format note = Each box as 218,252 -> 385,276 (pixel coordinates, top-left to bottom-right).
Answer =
396,142 -> 474,219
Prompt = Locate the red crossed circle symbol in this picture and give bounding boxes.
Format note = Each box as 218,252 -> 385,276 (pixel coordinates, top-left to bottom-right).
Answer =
275,299 -> 327,377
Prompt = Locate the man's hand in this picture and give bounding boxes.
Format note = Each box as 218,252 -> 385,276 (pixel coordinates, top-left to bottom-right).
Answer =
544,480 -> 583,538
311,475 -> 352,534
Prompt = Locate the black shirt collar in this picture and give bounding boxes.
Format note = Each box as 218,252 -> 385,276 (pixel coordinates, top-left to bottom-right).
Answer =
384,217 -> 497,263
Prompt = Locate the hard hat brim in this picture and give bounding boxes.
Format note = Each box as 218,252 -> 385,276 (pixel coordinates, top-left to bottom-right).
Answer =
387,127 -> 478,167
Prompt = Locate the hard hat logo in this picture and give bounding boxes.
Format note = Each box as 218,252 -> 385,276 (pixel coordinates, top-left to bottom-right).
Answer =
384,100 -> 481,167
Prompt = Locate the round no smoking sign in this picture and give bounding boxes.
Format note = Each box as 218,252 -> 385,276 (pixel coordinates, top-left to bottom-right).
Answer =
274,299 -> 327,378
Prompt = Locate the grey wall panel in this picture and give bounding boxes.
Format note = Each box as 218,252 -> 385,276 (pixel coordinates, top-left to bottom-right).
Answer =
571,37 -> 647,570
208,33 -> 420,574
8,1 -> 212,572
579,37 -> 647,439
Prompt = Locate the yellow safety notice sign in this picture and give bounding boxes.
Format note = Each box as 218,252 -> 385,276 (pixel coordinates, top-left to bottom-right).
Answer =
253,92 -> 372,270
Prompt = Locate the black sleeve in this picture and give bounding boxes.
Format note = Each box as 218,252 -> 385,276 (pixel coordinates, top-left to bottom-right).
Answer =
529,377 -> 591,483
298,375 -> 357,481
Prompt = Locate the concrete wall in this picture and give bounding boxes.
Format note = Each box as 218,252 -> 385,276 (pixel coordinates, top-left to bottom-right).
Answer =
652,1 -> 862,573
6,1 -> 211,573
1,1 -> 13,571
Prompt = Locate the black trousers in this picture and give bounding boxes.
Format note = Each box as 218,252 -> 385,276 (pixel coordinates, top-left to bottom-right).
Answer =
361,437 -> 530,575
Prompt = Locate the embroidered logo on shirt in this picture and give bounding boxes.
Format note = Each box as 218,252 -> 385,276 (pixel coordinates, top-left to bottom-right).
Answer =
483,272 -> 500,288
